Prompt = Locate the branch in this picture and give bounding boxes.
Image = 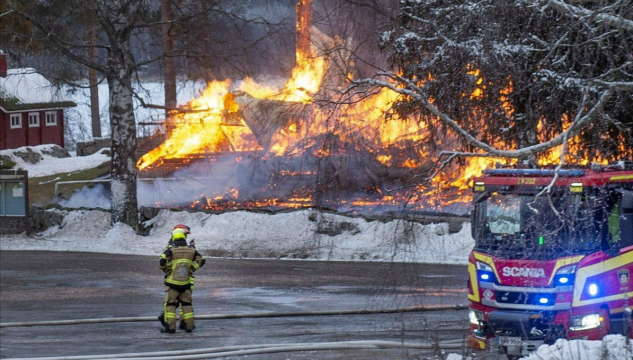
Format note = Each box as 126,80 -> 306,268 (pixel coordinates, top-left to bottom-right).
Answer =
353,73 -> 614,159
139,102 -> 224,114
8,5 -> 107,73
547,0 -> 633,32
0,9 -> 16,18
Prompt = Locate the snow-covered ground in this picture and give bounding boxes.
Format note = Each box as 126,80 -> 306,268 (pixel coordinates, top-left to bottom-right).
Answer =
1,207 -> 474,264
1,145 -> 630,360
1,144 -> 474,263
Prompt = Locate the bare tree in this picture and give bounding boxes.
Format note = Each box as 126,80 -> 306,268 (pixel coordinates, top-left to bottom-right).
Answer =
2,0 -> 289,229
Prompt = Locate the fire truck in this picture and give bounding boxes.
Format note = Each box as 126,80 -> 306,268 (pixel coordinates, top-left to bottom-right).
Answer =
467,161 -> 633,357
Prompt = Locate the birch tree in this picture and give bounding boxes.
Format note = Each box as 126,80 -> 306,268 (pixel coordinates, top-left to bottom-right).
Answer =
3,0 -> 286,229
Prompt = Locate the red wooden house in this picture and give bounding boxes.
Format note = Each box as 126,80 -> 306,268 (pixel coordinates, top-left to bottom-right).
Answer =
0,67 -> 76,150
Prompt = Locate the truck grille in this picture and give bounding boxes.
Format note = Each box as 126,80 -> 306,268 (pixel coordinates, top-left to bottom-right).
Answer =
495,291 -> 556,306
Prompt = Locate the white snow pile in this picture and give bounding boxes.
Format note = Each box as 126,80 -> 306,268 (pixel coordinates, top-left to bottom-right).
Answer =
0,145 -> 110,177
0,208 -> 474,264
522,335 -> 631,360
449,335 -> 631,360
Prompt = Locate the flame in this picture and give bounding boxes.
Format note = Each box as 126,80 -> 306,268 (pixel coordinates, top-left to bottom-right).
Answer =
137,80 -> 262,170
240,43 -> 327,104
138,14 -> 614,215
450,157 -> 500,190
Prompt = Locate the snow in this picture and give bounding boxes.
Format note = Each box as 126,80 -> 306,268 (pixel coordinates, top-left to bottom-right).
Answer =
0,145 -> 110,177
0,147 -> 475,262
0,207 -> 474,264
0,68 -> 71,104
446,335 -> 631,360
0,122 -> 630,360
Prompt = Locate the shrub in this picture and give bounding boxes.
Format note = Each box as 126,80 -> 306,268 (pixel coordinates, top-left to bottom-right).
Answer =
0,158 -> 16,170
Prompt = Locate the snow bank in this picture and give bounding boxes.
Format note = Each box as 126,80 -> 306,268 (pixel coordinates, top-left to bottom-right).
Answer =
0,208 -> 474,264
446,335 -> 631,360
523,335 -> 631,360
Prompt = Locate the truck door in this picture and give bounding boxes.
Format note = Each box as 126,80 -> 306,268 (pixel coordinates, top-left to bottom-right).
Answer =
620,190 -> 633,248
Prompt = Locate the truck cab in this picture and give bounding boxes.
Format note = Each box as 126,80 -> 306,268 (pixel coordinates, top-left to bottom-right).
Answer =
467,162 -> 633,357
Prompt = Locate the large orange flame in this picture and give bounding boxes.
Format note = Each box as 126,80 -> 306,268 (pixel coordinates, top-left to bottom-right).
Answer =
240,42 -> 327,104
137,18 -> 607,213
137,80 -> 261,170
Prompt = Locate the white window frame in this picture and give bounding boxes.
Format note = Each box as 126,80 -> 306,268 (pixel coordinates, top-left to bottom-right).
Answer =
45,111 -> 57,126
10,114 -> 22,129
28,112 -> 40,127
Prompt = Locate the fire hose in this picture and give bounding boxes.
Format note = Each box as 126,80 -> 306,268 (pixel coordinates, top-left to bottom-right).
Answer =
0,303 -> 468,328
7,340 -> 468,360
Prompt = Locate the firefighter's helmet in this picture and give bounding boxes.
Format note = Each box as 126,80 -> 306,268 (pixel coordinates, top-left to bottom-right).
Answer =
173,224 -> 190,235
171,224 -> 190,241
171,228 -> 187,241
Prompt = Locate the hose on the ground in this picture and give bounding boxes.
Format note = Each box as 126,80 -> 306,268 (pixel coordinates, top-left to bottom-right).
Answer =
0,303 -> 469,328
9,340 -> 468,360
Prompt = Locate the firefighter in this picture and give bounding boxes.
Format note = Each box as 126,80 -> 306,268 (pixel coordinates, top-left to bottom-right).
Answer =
158,225 -> 205,333
608,198 -> 621,244
162,224 -> 197,330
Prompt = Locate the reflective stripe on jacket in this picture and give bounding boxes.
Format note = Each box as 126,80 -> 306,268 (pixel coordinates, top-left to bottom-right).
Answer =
159,240 -> 204,290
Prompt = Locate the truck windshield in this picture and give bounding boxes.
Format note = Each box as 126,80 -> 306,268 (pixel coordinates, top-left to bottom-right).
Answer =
473,190 -> 613,259
485,193 -> 521,235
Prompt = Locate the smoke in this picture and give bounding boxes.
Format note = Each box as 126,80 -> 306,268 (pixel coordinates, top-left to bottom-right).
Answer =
58,184 -> 111,209
137,156 -> 247,209
54,156 -> 472,216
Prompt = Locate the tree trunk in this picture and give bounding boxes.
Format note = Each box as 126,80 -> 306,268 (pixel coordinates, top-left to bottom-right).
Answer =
88,27 -> 101,138
108,74 -> 139,229
162,0 -> 177,121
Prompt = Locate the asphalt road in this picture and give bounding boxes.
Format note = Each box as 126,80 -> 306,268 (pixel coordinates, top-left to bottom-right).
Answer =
0,251 -> 471,359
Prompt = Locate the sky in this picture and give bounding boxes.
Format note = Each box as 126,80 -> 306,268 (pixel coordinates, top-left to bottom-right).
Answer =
0,146 -> 631,360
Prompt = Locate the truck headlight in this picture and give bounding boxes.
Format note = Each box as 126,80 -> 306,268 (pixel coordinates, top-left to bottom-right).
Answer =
469,309 -> 484,325
553,265 -> 576,286
570,313 -> 602,331
476,261 -> 495,282
587,283 -> 600,297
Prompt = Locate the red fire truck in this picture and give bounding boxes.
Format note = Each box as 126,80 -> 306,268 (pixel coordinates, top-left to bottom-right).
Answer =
467,161 -> 633,357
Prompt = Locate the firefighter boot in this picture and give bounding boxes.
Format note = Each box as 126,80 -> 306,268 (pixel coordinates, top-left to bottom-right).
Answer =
162,302 -> 178,333
158,312 -> 167,328
159,311 -> 175,333
181,304 -> 195,332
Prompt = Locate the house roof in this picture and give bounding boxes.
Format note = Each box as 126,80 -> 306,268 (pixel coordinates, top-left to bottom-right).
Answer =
0,68 -> 76,112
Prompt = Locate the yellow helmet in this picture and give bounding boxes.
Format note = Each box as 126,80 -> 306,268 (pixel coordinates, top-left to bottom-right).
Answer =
171,228 -> 187,241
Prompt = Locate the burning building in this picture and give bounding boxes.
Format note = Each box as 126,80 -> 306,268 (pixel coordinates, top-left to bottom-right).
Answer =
135,0 -> 481,215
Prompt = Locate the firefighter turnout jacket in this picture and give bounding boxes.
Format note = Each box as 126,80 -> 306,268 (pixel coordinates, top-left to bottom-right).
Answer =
159,240 -> 205,291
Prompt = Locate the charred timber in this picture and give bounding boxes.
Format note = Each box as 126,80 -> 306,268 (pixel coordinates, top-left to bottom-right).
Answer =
232,91 -> 308,151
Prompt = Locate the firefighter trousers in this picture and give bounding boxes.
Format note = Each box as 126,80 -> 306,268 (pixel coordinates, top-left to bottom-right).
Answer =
163,287 -> 195,331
